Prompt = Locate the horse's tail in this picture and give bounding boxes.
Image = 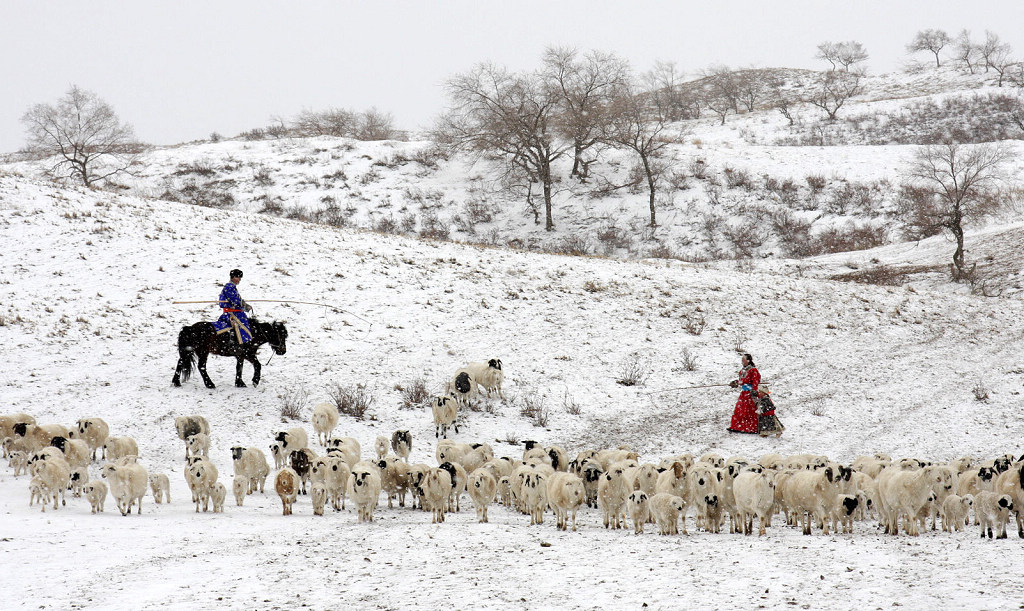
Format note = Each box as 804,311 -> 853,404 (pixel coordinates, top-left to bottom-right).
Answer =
176,326 -> 197,383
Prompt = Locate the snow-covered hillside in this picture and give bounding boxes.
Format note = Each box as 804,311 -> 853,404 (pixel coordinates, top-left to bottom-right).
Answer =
2,173 -> 1023,610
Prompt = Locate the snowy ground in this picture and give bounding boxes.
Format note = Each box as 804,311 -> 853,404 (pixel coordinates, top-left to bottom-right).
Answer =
2,174 -> 1023,610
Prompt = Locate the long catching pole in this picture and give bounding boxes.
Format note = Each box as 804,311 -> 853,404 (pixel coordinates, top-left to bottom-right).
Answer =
643,383 -> 733,396
171,299 -> 373,328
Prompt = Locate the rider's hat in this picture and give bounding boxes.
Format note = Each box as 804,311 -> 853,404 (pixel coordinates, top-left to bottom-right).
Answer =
230,269 -> 243,279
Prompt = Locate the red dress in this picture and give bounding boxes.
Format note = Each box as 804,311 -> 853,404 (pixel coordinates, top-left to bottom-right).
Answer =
728,367 -> 760,433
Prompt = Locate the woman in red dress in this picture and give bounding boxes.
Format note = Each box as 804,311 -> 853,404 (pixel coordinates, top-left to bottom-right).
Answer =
727,353 -> 760,434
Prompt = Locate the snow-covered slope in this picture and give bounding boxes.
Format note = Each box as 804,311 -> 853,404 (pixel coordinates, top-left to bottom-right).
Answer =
2,175 -> 1023,609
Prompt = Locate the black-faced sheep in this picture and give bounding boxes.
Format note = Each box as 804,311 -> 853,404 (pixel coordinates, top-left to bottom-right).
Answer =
68,417 -> 109,461
432,396 -> 459,439
390,430 -> 412,462
174,415 -> 210,460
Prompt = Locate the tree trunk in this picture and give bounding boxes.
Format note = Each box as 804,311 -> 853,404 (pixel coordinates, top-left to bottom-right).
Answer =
950,221 -> 966,280
542,162 -> 554,231
641,153 -> 657,227
570,143 -> 583,178
933,51 -> 941,68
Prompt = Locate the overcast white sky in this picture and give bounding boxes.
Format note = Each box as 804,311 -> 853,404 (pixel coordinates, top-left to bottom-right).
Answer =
2,1 -> 1021,153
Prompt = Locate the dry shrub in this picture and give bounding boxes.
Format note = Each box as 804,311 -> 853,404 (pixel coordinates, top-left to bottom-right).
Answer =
617,355 -> 650,387
816,223 -> 888,254
326,382 -> 374,420
419,212 -> 450,240
396,378 -> 430,410
280,387 -> 309,421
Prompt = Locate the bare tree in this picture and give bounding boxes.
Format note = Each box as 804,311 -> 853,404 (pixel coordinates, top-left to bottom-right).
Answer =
954,30 -> 980,74
907,29 -> 951,67
543,47 -> 629,180
602,81 -> 676,227
705,65 -> 742,113
21,85 -> 143,187
903,142 -> 1011,280
734,70 -> 768,112
979,31 -> 1010,74
644,60 -> 699,121
817,41 -> 869,72
989,47 -> 1019,87
292,108 -> 357,137
436,63 -> 569,231
766,76 -> 801,126
807,70 -> 864,121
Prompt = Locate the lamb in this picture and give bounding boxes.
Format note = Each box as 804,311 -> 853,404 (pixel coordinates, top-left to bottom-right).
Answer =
68,417 -> 109,461
432,395 -> 459,439
975,491 -> 1015,539
8,450 -> 28,477
101,461 -> 149,516
50,436 -> 90,471
149,473 -> 171,504
703,494 -> 725,533
210,482 -> 227,513
447,368 -> 478,407
733,470 -> 775,536
29,476 -> 51,510
311,455 -> 351,511
233,477 -> 247,507
311,403 -> 339,446
649,493 -> 686,535
275,428 -> 309,454
546,472 -> 585,531
187,459 -> 219,513
627,491 -> 651,534
422,467 -> 452,523
350,463 -> 383,522
174,415 -> 211,459
70,468 -> 90,498
580,460 -> 604,508
103,436 -> 140,463
941,494 -> 974,532
463,359 -> 504,399
183,456 -> 210,504
689,465 -> 723,530
374,436 -> 389,460
269,442 -> 285,469
275,467 -> 300,515
390,430 -> 412,462
598,464 -> 630,529
467,468 -> 498,522
230,446 -> 270,494
185,433 -> 210,459
520,469 -> 548,525
832,494 -> 862,534
84,480 -> 108,513
378,456 -> 412,508
311,482 -> 328,516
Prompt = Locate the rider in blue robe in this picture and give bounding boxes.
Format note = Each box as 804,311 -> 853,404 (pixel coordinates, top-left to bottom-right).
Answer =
212,269 -> 252,344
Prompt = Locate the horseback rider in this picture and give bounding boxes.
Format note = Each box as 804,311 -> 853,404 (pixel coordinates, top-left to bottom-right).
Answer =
212,269 -> 253,344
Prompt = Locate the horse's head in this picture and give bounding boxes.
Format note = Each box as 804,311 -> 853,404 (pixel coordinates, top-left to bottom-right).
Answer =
268,320 -> 288,355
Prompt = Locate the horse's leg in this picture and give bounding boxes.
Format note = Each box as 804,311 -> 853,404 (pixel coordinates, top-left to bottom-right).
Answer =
250,351 -> 262,387
198,351 -> 216,389
235,355 -> 247,387
172,360 -> 182,387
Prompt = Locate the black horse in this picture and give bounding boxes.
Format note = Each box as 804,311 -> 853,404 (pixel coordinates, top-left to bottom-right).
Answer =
172,319 -> 288,388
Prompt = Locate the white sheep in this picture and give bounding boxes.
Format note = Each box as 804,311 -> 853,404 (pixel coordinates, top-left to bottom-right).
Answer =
84,480 -> 108,514
390,430 -> 412,462
689,464 -> 723,530
311,455 -> 351,511
995,462 -> 1024,538
8,450 -> 29,477
230,446 -> 270,494
326,436 -> 361,470
31,455 -> 71,511
103,436 -> 140,463
467,468 -> 498,522
275,427 -> 309,454
149,473 -> 171,504
520,469 -> 548,525
655,461 -> 689,498
101,461 -> 148,516
15,423 -> 71,453
311,482 -> 328,516
0,413 -> 35,444
422,467 -> 452,523
29,476 -> 50,510
832,493 -> 863,534
269,442 -> 285,469
350,463 -> 382,522
275,467 -> 300,515
66,417 -> 109,462
940,494 -> 974,532
877,465 -> 954,536
311,403 -> 339,446
174,415 -> 211,460
438,461 -> 468,512
649,493 -> 686,535
463,359 -> 504,399
579,460 -> 604,509
187,459 -> 219,513
447,368 -> 479,407
432,396 -> 459,439
781,467 -> 842,535
975,491 -> 1015,539
733,470 -> 775,536
598,464 -> 630,529
378,456 -> 412,509
186,433 -> 210,459
546,471 -> 586,531
627,491 -> 651,534
210,482 -> 227,513
51,437 -> 90,472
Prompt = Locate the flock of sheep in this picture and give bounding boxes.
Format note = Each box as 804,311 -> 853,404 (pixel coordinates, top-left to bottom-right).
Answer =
2,357 -> 1023,540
